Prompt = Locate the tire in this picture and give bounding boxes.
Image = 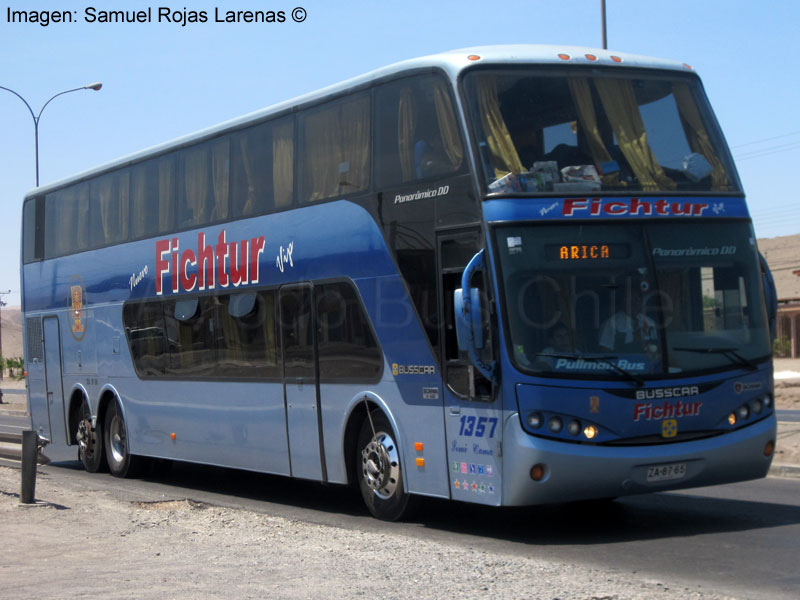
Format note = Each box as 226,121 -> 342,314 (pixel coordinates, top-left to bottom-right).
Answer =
356,410 -> 417,521
76,401 -> 105,473
104,400 -> 141,478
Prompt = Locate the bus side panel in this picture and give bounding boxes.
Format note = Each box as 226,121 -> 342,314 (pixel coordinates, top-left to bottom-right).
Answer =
355,276 -> 449,500
121,379 -> 290,475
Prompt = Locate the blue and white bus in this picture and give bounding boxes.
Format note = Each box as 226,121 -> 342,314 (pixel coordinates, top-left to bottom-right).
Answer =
22,45 -> 778,520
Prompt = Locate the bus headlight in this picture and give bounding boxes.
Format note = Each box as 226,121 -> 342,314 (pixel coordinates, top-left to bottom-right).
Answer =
751,398 -> 763,415
736,404 -> 750,421
583,425 -> 598,440
548,416 -> 563,433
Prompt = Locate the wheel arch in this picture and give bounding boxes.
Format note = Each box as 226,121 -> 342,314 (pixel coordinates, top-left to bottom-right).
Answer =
96,384 -> 124,441
66,384 -> 90,446
342,391 -> 402,487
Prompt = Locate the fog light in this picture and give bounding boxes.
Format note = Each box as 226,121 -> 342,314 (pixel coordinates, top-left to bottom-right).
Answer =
583,425 -> 598,440
527,412 -> 543,429
751,399 -> 763,415
728,413 -> 737,426
530,463 -> 546,481
548,416 -> 563,433
762,395 -> 773,409
567,419 -> 581,436
736,405 -> 750,420
764,440 -> 775,457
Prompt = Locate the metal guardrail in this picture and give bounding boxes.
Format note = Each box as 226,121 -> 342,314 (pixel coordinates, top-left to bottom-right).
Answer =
0,431 -> 50,466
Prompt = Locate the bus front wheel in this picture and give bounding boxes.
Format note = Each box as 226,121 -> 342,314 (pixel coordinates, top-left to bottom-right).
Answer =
356,410 -> 417,521
104,400 -> 140,478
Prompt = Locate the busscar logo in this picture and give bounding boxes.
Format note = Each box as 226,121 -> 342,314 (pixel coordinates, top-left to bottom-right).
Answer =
635,386 -> 700,400
392,363 -> 436,376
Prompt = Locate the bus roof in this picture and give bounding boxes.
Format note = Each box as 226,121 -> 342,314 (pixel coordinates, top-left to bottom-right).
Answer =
26,44 -> 693,200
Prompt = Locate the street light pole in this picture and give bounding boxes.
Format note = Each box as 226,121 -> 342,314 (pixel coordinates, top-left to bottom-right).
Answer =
0,82 -> 102,186
601,0 -> 608,49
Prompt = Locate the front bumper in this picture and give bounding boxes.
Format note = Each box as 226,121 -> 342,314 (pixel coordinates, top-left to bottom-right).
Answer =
501,413 -> 776,506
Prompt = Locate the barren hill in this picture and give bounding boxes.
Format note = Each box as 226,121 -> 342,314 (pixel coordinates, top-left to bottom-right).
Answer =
1,306 -> 22,360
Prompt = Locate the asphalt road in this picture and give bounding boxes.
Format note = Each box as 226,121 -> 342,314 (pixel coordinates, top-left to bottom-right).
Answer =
34,459 -> 800,600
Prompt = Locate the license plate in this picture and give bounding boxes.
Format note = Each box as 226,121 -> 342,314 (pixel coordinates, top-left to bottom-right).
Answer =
646,462 -> 687,482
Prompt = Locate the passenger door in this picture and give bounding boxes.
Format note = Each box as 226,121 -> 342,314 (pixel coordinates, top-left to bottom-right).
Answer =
43,317 -> 67,445
438,230 -> 503,505
279,284 -> 326,481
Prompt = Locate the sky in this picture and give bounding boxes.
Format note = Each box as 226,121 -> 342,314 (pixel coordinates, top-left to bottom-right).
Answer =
1,0 -> 798,307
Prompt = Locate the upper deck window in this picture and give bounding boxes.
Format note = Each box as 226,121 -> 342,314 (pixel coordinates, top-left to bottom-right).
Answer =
463,68 -> 739,195
374,73 -> 465,187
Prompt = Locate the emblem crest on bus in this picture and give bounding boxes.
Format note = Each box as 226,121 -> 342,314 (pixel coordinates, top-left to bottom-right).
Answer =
590,396 -> 600,413
69,277 -> 87,341
661,419 -> 678,439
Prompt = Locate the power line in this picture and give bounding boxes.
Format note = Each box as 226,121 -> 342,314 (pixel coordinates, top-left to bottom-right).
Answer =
732,130 -> 800,149
735,141 -> 800,161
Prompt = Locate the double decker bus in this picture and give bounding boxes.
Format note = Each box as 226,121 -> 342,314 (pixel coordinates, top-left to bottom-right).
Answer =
22,45 -> 778,520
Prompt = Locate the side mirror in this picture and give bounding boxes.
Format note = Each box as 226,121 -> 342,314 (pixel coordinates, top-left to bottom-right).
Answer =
758,252 -> 778,341
453,249 -> 496,382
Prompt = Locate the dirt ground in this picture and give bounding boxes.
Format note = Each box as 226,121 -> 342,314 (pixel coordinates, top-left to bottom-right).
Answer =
0,467 -> 741,600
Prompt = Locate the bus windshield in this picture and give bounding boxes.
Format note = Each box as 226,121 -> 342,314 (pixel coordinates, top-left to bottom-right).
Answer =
463,68 -> 739,195
495,221 -> 771,378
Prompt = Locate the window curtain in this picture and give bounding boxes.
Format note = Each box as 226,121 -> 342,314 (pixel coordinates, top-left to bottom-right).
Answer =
273,120 -> 294,208
158,158 -> 175,232
117,170 -> 130,243
593,78 -> 676,191
238,134 -> 258,216
303,107 -> 340,201
339,96 -> 370,193
183,148 -> 209,226
132,167 -> 149,238
432,79 -> 464,170
397,87 -> 417,182
567,78 -> 614,164
303,96 -> 369,202
672,83 -> 730,190
95,176 -> 115,245
476,76 -> 524,178
212,138 -> 230,221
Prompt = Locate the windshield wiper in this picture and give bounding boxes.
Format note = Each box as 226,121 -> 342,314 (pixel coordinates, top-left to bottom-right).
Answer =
672,347 -> 758,371
535,353 -> 645,387
592,355 -> 645,387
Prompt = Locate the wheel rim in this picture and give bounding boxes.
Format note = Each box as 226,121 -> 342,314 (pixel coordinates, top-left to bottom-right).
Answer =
109,413 -> 127,465
77,417 -> 95,459
361,431 -> 400,500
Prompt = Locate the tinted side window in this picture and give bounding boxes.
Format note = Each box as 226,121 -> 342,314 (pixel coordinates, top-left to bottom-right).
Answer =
231,117 -> 295,217
300,94 -> 370,202
316,282 -> 382,381
177,137 -> 230,229
131,155 -> 176,239
44,182 -> 89,258
123,290 -> 280,380
22,197 -> 43,263
375,74 -> 464,187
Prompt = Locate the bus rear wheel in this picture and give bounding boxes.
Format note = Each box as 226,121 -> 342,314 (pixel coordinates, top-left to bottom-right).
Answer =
356,410 -> 417,521
104,400 -> 140,478
76,402 -> 105,473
